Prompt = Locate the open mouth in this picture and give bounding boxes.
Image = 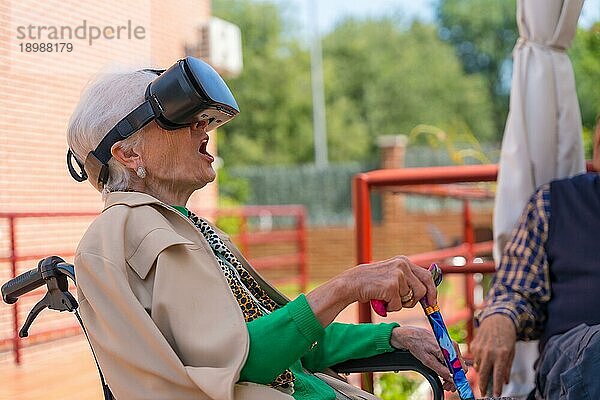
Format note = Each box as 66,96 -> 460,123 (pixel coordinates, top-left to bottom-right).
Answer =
198,137 -> 214,162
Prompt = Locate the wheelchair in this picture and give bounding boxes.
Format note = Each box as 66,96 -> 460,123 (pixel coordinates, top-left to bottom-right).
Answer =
2,256 -> 444,400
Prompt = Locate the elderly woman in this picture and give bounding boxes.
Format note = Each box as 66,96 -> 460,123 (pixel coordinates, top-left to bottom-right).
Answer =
67,57 -> 460,400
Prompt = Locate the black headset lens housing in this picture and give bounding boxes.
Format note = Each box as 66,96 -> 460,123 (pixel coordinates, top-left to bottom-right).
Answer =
66,56 -> 239,190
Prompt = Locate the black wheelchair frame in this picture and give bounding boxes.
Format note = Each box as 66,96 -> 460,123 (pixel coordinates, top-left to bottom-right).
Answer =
2,256 -> 444,400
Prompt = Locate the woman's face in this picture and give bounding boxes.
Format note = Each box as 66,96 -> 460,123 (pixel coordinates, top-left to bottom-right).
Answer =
140,120 -> 216,194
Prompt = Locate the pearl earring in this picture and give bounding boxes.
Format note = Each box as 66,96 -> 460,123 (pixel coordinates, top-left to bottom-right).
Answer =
136,166 -> 146,179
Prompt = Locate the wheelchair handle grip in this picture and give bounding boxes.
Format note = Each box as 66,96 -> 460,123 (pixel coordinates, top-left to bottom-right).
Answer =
2,268 -> 44,304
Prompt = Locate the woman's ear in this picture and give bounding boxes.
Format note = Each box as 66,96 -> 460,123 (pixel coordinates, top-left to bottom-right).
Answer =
111,142 -> 142,170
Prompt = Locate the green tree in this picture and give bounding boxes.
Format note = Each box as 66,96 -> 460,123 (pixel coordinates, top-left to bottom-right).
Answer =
436,0 -> 518,139
323,19 -> 495,158
571,23 -> 600,132
377,373 -> 419,400
213,0 -> 314,166
214,1 -> 494,166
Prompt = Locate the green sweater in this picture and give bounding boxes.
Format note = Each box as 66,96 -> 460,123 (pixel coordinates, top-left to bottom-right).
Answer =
172,206 -> 398,399
242,295 -> 398,399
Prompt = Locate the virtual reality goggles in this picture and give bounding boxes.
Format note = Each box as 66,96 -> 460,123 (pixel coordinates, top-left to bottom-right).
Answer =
67,56 -> 239,190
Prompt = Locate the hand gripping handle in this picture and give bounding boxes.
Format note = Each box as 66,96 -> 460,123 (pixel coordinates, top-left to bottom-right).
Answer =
371,263 -> 442,317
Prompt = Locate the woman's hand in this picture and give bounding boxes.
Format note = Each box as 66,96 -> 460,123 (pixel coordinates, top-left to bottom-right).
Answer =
391,326 -> 467,392
345,256 -> 437,310
305,256 -> 437,327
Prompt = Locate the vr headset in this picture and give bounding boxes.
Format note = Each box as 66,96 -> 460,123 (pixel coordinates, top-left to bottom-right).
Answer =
67,56 -> 240,191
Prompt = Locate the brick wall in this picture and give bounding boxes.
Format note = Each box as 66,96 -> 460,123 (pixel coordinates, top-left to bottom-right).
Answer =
0,0 -> 216,263
0,0 -> 214,214
0,0 -> 214,362
237,136 -> 495,285
305,136 -> 494,282
306,208 -> 493,282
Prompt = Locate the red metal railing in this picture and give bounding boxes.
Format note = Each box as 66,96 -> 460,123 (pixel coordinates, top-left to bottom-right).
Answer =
353,164 -> 498,392
214,205 -> 309,292
353,164 -> 499,333
0,211 -> 98,364
0,205 -> 308,364
353,163 -> 598,394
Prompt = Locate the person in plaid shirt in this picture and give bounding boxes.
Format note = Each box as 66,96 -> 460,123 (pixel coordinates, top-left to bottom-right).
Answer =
472,121 -> 600,400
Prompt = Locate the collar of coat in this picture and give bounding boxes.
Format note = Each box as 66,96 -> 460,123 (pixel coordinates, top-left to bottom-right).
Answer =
101,190 -> 289,307
104,190 -> 173,211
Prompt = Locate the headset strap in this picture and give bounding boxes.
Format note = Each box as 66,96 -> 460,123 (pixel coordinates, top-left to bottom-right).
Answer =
66,149 -> 88,182
92,100 -> 157,166
67,69 -> 165,185
65,101 -> 157,185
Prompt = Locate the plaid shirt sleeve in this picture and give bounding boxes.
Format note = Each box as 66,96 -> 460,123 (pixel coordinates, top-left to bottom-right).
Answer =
474,184 -> 551,341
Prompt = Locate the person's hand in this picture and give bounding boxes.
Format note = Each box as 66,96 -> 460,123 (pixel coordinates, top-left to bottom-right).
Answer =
305,256 -> 436,327
391,326 -> 467,392
471,313 -> 517,397
344,256 -> 437,311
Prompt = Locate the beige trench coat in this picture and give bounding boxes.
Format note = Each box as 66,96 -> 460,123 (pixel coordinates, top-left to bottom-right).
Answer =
75,191 -> 295,400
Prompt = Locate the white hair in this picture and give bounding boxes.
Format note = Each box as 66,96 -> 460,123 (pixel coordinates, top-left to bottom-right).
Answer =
67,69 -> 156,194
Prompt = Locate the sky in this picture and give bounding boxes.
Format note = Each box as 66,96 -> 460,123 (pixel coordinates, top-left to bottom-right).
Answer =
270,0 -> 600,34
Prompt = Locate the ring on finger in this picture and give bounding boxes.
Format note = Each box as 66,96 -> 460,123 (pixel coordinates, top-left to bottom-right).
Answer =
400,288 -> 414,303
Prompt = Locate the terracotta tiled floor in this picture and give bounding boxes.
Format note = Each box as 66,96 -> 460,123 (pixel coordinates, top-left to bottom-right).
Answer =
0,337 -> 103,400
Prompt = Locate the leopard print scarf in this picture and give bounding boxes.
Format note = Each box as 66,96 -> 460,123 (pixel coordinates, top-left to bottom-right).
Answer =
187,211 -> 295,390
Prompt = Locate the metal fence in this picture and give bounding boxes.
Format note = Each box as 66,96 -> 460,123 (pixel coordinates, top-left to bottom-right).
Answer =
353,164 -> 499,391
231,161 -> 379,226
230,146 -> 500,226
0,206 -> 308,364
